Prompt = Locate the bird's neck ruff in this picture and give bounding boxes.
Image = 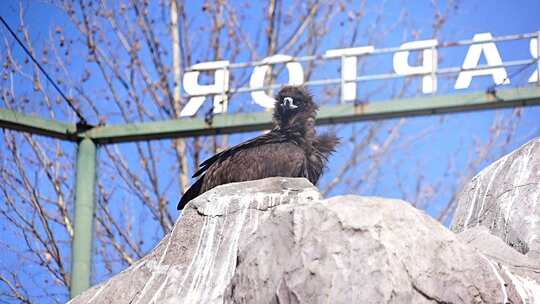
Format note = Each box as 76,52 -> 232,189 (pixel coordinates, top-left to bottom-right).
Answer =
276,114 -> 317,146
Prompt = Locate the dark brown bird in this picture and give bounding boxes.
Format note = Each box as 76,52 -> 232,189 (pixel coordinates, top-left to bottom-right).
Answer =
177,86 -> 339,210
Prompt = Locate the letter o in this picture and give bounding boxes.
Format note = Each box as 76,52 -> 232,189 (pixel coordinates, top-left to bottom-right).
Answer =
249,54 -> 304,108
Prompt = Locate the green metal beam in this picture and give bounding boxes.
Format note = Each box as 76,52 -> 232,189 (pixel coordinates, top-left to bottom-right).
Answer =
86,111 -> 272,144
70,137 -> 97,299
317,85 -> 540,125
0,108 -> 79,141
86,86 -> 540,143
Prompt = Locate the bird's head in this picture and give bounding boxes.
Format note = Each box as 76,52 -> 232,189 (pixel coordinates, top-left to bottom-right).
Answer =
273,86 -> 318,129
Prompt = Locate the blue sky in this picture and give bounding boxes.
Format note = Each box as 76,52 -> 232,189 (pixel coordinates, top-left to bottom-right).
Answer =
1,0 -> 540,302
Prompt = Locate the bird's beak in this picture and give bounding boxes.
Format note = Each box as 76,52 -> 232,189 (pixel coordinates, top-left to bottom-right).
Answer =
283,97 -> 298,110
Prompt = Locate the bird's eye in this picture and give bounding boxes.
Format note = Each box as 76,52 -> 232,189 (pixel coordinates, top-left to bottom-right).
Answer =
284,97 -> 293,104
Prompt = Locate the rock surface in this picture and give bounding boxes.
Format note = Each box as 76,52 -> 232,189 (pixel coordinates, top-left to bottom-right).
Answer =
69,178 -> 322,304
227,195 -> 538,304
457,227 -> 540,303
70,173 -> 540,303
451,138 -> 540,259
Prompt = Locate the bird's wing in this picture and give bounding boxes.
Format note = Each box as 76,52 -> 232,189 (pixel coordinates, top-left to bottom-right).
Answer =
192,130 -> 284,178
201,140 -> 306,191
177,130 -> 289,210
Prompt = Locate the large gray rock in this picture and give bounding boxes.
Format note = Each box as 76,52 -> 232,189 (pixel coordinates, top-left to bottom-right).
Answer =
70,177 -> 540,304
227,195 -> 538,304
69,178 -> 321,304
451,138 -> 540,259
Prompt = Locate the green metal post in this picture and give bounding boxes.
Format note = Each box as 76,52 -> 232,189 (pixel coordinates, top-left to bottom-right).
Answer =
70,137 -> 97,298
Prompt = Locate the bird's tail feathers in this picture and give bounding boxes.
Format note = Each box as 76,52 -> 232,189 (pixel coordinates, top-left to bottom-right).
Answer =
315,133 -> 340,159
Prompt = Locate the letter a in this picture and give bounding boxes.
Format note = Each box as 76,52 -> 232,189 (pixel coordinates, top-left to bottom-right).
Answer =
455,33 -> 509,89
